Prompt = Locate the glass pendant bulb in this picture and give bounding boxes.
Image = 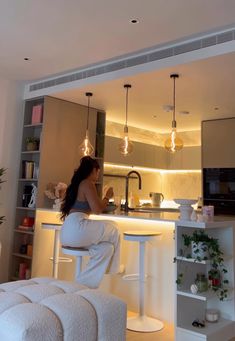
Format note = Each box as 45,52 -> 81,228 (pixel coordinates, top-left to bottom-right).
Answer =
78,92 -> 94,157
119,125 -> 134,156
164,127 -> 183,153
79,130 -> 94,157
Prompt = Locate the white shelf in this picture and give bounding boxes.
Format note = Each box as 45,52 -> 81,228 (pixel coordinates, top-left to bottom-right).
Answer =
177,289 -> 213,301
18,178 -> 38,182
24,123 -> 43,128
12,253 -> 32,260
21,151 -> 40,154
16,207 -> 36,211
178,318 -> 235,338
14,229 -> 34,235
176,256 -> 210,264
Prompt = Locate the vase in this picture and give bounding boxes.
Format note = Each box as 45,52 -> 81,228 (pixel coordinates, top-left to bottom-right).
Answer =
52,198 -> 62,211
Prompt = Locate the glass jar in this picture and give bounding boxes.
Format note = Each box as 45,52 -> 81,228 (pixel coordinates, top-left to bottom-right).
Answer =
195,273 -> 208,292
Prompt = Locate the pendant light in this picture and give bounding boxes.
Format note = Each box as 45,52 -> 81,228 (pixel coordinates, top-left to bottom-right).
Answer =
164,74 -> 184,153
119,84 -> 134,156
78,92 -> 94,157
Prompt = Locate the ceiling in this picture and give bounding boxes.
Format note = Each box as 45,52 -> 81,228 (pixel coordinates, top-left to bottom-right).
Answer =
54,52 -> 235,133
1,1 -> 235,134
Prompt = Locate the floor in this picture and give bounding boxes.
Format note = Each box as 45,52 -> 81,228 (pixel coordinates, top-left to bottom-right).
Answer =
126,313 -> 174,341
126,322 -> 174,341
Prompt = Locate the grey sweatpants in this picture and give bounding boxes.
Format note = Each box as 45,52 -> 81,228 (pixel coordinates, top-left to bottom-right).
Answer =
60,212 -> 120,288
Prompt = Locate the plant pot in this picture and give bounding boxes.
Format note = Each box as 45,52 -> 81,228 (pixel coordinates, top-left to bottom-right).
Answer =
26,142 -> 37,151
191,241 -> 209,260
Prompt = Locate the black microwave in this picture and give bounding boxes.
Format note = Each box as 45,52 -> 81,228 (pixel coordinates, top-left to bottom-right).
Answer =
203,168 -> 235,215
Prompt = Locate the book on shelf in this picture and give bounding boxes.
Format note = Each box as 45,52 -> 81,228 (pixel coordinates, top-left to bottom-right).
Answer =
22,161 -> 39,179
31,104 -> 43,124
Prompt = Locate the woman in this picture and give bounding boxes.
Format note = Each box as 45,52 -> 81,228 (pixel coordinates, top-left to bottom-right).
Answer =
60,156 -> 120,289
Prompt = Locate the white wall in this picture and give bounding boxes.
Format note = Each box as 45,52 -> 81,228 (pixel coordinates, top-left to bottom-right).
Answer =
0,78 -> 24,282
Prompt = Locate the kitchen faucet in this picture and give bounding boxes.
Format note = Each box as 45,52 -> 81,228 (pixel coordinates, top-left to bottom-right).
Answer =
124,171 -> 142,212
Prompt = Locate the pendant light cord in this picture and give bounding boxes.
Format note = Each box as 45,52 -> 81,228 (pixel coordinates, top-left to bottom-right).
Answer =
125,86 -> 129,127
85,92 -> 93,131
124,84 -> 131,129
170,74 -> 179,128
173,76 -> 176,123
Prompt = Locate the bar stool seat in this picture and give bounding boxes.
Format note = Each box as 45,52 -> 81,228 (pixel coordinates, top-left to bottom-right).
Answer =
123,230 -> 163,333
61,246 -> 90,279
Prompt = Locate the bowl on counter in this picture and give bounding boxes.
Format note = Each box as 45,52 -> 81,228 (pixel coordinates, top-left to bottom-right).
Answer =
102,203 -> 118,213
173,199 -> 197,206
173,198 -> 197,221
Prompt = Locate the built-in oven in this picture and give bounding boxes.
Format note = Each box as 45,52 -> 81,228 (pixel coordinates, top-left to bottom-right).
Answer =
203,168 -> 235,215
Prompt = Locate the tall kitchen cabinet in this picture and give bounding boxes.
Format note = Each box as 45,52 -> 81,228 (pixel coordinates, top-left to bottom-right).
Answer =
175,220 -> 235,341
11,96 -> 105,281
202,118 -> 235,168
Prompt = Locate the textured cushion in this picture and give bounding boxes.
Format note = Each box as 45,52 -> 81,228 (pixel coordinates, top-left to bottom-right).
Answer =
0,277 -> 126,341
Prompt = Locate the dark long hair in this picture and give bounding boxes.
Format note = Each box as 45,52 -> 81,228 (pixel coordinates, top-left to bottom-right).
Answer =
61,156 -> 100,220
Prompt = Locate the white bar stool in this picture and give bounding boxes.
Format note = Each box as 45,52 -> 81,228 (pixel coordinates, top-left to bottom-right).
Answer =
41,223 -> 72,279
61,246 -> 90,279
123,230 -> 164,332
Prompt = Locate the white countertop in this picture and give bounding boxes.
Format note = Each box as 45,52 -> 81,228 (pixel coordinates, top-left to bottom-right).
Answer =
37,208 -> 235,228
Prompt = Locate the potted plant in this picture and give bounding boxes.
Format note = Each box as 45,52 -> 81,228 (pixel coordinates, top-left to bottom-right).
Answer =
25,137 -> 40,151
175,230 -> 229,301
0,168 -> 6,226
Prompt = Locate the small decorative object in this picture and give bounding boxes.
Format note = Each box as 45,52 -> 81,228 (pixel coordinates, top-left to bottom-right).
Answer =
192,319 -> 205,328
190,210 -> 197,221
205,308 -> 219,323
202,205 -> 214,221
28,183 -> 37,208
208,268 -> 221,288
174,199 -> 197,221
25,137 -> 40,151
190,283 -> 198,294
44,182 -> 67,210
195,273 -> 208,293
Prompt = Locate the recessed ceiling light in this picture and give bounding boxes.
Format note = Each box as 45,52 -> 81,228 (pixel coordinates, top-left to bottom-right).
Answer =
24,57 -> 30,61
163,104 -> 173,112
152,115 -> 157,118
179,111 -> 190,115
130,18 -> 139,24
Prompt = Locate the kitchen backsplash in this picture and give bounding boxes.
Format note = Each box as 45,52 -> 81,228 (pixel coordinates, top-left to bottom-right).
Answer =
103,171 -> 201,204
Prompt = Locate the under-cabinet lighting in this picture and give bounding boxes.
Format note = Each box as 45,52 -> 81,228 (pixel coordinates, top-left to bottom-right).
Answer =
104,162 -> 201,174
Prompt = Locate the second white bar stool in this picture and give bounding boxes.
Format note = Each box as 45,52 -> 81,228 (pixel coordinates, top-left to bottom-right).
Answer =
123,230 -> 163,332
61,246 -> 90,280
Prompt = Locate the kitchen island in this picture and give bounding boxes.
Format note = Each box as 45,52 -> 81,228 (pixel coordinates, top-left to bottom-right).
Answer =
32,209 -> 235,341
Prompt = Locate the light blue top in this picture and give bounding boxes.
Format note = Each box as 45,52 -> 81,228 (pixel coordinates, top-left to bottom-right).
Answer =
71,200 -> 91,212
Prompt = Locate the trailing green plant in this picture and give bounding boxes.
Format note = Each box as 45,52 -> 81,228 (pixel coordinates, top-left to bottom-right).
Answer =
0,168 -> 6,225
175,230 -> 229,301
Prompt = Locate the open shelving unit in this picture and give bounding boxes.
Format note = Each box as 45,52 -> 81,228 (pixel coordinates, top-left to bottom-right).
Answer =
11,97 -> 44,281
175,220 -> 235,341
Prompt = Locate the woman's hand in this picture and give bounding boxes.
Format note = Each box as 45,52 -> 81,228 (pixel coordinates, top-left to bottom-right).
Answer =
105,187 -> 114,199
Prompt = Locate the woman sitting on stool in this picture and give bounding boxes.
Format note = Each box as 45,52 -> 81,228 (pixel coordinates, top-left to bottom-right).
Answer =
60,156 -> 120,289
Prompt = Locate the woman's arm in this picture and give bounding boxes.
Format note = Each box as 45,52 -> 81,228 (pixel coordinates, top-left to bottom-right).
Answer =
83,181 -> 113,214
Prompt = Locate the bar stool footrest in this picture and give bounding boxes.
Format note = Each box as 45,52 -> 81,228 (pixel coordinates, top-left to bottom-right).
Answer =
127,315 -> 164,332
122,273 -> 148,281
49,256 -> 72,263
